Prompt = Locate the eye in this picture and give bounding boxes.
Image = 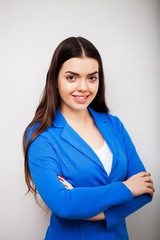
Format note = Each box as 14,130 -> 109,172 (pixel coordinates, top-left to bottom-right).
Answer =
89,76 -> 98,82
66,75 -> 76,81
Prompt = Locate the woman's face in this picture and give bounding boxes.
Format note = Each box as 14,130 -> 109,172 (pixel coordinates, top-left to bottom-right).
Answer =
57,57 -> 99,113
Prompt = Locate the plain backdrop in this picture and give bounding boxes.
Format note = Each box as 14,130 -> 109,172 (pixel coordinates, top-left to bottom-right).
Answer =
0,0 -> 159,239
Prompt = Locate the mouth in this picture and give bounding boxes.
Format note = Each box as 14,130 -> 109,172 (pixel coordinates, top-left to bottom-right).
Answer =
72,95 -> 90,103
73,95 -> 89,99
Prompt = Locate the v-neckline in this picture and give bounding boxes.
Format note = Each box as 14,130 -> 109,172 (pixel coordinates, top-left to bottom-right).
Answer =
54,108 -> 118,179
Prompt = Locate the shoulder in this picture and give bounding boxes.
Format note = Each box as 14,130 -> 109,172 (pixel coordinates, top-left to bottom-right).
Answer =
94,111 -> 135,150
26,122 -> 54,146
89,107 -> 123,132
26,122 -> 40,145
101,112 -> 121,124
105,113 -> 123,130
102,112 -> 124,135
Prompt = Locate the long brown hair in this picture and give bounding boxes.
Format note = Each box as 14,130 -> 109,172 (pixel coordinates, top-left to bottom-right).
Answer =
23,36 -> 109,201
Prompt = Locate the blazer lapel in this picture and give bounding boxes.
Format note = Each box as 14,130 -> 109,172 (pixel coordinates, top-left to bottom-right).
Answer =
62,123 -> 108,172
53,108 -> 119,175
53,109 -> 106,172
89,108 -> 119,174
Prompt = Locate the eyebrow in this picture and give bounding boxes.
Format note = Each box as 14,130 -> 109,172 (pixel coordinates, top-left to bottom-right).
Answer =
65,71 -> 99,76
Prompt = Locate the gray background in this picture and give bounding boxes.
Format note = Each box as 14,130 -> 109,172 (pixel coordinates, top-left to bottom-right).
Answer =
0,0 -> 159,239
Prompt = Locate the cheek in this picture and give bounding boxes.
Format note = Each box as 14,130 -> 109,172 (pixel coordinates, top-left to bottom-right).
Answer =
58,80 -> 76,97
63,83 -> 77,94
89,83 -> 99,95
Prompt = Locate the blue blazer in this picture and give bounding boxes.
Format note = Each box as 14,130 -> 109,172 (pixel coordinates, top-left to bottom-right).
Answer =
27,107 -> 152,240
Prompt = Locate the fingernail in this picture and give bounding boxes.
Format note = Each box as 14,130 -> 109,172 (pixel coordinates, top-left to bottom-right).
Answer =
58,175 -> 63,178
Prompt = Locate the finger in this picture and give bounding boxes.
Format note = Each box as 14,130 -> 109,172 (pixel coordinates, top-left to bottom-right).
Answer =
59,179 -> 73,189
58,177 -> 64,183
61,179 -> 70,186
139,172 -> 151,177
150,184 -> 155,192
58,175 -> 63,178
58,177 -> 72,187
58,176 -> 69,184
143,176 -> 153,184
58,175 -> 74,189
150,192 -> 154,198
65,182 -> 74,189
60,181 -> 69,189
146,186 -> 154,197
146,182 -> 155,193
58,177 -> 69,187
58,175 -> 64,181
64,184 -> 73,189
60,179 -> 74,188
147,182 -> 152,188
63,185 -> 71,190
58,178 -> 64,183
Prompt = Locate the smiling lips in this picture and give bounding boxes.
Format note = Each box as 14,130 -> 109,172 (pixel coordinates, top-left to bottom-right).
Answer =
72,95 -> 89,103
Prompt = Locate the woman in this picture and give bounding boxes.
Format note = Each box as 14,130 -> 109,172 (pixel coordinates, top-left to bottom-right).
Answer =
23,37 -> 154,240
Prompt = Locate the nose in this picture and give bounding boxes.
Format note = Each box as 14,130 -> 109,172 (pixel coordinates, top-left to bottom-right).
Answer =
77,78 -> 88,92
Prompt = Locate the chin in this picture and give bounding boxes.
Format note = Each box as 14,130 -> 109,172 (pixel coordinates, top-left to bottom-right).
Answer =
71,103 -> 89,112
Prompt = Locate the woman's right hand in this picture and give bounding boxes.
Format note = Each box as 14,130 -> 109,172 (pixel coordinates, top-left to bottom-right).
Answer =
123,172 -> 155,198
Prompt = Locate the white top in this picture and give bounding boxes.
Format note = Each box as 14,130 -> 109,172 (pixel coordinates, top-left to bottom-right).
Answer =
93,141 -> 113,176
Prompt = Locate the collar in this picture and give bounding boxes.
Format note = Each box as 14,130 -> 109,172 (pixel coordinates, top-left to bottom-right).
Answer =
52,107 -> 107,128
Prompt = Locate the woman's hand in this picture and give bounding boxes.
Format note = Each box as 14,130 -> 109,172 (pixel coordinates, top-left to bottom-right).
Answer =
57,175 -> 105,221
58,175 -> 74,189
85,212 -> 105,221
123,172 -> 155,198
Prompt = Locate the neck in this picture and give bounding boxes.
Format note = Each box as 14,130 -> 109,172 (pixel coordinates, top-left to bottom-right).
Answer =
60,106 -> 91,126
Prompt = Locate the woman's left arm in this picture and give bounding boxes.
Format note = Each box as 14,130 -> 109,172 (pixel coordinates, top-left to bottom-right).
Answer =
102,118 -> 154,229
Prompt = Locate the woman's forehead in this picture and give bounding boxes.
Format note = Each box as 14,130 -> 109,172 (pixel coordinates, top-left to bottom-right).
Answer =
60,57 -> 99,74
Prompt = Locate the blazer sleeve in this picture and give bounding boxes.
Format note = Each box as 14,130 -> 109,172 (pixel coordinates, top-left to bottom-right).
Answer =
28,134 -> 133,220
104,117 -> 152,230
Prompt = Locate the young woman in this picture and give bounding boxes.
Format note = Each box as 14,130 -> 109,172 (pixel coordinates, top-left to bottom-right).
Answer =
23,37 -> 154,240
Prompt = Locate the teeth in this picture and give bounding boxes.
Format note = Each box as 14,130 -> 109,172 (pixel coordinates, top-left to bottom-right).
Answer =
74,96 -> 88,99
77,96 -> 87,99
